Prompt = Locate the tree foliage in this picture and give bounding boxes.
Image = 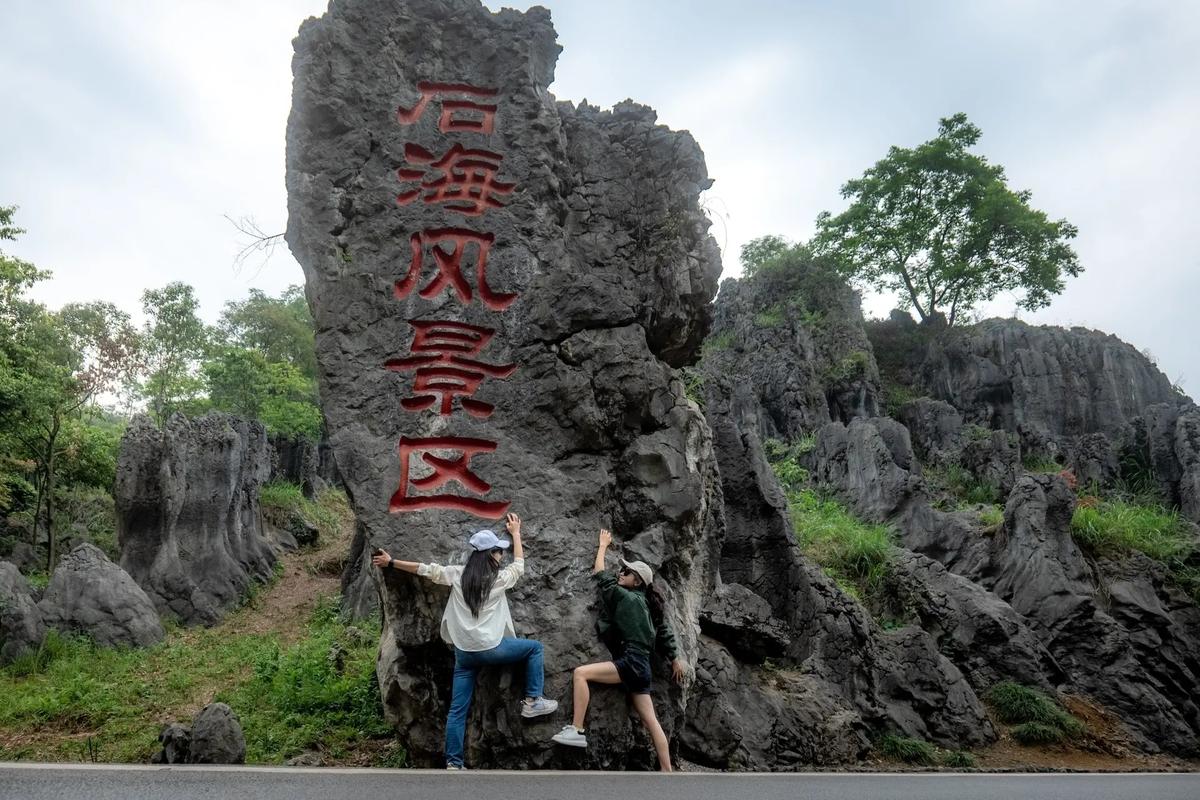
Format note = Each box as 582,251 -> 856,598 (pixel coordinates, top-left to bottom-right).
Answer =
812,113 -> 1081,325
219,285 -> 317,380
139,282 -> 210,424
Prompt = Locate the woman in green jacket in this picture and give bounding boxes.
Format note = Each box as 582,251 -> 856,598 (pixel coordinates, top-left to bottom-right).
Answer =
551,528 -> 686,771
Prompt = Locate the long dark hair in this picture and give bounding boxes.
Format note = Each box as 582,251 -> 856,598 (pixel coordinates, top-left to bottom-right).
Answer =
461,548 -> 502,617
634,578 -> 668,631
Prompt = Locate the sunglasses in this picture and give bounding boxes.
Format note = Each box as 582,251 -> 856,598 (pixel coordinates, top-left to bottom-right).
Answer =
619,568 -> 632,576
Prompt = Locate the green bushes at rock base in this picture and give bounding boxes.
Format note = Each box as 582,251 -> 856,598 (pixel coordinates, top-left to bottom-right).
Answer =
877,733 -> 937,765
986,682 -> 1084,746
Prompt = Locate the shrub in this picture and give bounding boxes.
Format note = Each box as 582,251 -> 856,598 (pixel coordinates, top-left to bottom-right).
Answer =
942,750 -> 977,768
259,482 -> 350,544
877,734 -> 936,765
702,331 -> 734,352
754,306 -> 784,328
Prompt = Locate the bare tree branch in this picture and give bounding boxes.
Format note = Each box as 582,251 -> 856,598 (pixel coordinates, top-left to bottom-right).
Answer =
225,214 -> 285,278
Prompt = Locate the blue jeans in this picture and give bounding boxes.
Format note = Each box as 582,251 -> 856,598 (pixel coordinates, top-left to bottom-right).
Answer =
444,637 -> 545,767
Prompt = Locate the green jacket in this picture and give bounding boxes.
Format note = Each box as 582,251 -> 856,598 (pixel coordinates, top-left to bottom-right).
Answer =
593,570 -> 678,659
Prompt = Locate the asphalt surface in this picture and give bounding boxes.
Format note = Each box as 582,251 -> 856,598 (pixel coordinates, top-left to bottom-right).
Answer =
2,764 -> 1198,800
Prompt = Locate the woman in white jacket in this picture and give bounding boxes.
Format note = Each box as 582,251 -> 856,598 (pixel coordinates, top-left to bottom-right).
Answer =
371,512 -> 558,769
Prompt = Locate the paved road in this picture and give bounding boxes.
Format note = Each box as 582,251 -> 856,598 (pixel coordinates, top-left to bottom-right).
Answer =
2,763 -> 1198,800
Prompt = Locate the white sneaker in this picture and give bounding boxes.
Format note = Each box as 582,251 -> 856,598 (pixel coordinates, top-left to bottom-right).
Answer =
446,764 -> 465,770
521,697 -> 559,718
551,724 -> 587,748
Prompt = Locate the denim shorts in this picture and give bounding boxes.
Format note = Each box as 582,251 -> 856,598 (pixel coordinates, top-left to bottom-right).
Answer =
614,649 -> 652,694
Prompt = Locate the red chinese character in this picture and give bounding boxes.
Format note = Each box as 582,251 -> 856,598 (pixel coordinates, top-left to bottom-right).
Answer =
385,320 -> 516,418
396,81 -> 499,134
395,228 -> 517,311
396,143 -> 515,216
390,436 -> 510,519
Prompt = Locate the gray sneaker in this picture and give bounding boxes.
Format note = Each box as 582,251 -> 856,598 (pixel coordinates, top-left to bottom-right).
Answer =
446,764 -> 465,770
521,696 -> 559,718
551,724 -> 587,748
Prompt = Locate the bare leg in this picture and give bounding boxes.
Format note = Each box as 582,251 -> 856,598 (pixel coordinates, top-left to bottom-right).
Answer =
571,661 -> 620,729
631,693 -> 672,772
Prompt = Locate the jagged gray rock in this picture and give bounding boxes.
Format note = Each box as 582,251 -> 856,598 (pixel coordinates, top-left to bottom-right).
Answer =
897,398 -> 964,467
0,562 -> 45,664
269,434 -> 340,498
885,550 -> 1063,692
811,418 -> 922,522
921,319 -> 1181,451
189,703 -> 246,764
698,582 -> 789,663
906,475 -> 1200,754
37,543 -> 163,649
287,0 -> 722,768
116,413 -> 277,626
150,723 -> 191,765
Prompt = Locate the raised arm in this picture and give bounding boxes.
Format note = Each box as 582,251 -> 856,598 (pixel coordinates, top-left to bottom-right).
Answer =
506,512 -> 523,561
594,528 -> 612,573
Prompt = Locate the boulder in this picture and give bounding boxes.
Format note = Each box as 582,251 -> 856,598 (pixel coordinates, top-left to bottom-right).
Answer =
189,703 -> 246,764
150,723 -> 191,765
37,543 -> 163,649
897,398 -> 964,467
0,562 -> 45,664
116,413 -> 277,626
811,418 -> 922,522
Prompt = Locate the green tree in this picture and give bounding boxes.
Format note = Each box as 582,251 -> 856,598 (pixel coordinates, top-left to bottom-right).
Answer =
139,282 -> 210,424
739,234 -> 793,279
812,113 -> 1081,325
0,211 -> 139,569
219,285 -> 317,380
205,347 -> 321,440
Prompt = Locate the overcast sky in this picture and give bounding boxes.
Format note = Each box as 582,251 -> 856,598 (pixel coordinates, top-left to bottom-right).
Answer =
2,0 -> 1198,391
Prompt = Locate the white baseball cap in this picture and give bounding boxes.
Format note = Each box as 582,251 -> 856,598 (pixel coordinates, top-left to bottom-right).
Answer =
469,529 -> 511,551
620,558 -> 653,586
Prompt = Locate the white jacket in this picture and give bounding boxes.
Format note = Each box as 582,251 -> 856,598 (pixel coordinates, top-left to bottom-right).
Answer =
418,558 -> 524,652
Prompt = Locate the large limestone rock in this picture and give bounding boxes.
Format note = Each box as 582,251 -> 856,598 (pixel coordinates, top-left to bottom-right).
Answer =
287,0 -> 721,768
37,543 -> 163,649
189,703 -> 246,764
701,259 -> 881,442
116,413 -> 277,626
686,378 -> 996,767
906,475 -> 1200,754
921,319 -> 1181,448
0,562 -> 45,664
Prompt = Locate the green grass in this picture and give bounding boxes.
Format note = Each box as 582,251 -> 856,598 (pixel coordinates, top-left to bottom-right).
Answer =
763,438 -> 896,599
702,331 -> 734,352
1012,721 -> 1067,745
260,483 -> 351,545
1071,498 -> 1198,603
788,489 -> 896,597
754,306 -> 784,328
1071,500 -> 1189,562
877,734 -> 936,765
977,505 -> 1004,528
985,682 -> 1084,746
1022,455 -> 1062,474
0,595 -> 394,764
928,465 -> 1001,506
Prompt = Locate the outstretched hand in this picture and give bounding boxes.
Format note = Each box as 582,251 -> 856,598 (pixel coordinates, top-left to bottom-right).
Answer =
505,512 -> 521,537
598,528 -> 612,548
671,659 -> 687,684
370,549 -> 392,568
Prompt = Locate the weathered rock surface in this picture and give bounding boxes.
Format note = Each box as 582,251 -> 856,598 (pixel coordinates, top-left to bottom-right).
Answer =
690,377 -> 995,765
116,413 -> 277,626
921,319 -> 1181,449
811,418 -> 922,522
702,258 -> 881,442
288,0 -> 721,768
0,561 -> 45,664
906,475 -> 1200,754
37,543 -> 163,649
269,434 -> 340,498
150,723 -> 191,765
189,703 -> 246,764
